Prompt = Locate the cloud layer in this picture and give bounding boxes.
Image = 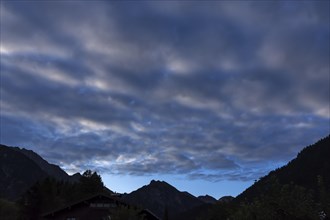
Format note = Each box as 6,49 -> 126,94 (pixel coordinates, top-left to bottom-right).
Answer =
1,1 -> 329,181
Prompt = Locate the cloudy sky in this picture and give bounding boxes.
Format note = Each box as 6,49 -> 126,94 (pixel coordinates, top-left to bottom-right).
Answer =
1,1 -> 329,198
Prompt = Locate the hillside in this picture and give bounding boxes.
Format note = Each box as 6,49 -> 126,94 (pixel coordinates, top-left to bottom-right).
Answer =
0,144 -> 80,200
0,145 -> 48,200
122,180 -> 204,219
236,135 -> 330,202
12,147 -> 72,181
198,195 -> 217,204
194,135 -> 330,220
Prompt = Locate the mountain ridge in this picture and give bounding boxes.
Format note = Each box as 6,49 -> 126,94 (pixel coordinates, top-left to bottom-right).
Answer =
236,135 -> 330,202
0,144 -> 80,200
188,135 -> 330,220
122,179 -> 204,219
1,135 -> 329,219
12,147 -> 74,181
0,144 -> 48,200
198,194 -> 217,204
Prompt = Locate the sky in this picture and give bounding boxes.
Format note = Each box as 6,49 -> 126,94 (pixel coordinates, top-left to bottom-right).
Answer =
0,1 -> 329,199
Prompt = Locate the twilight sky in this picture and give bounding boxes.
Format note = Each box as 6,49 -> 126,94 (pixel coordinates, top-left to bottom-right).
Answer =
0,1 -> 329,198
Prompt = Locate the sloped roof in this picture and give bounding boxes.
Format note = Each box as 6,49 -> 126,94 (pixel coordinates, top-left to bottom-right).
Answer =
42,193 -> 124,217
139,208 -> 161,220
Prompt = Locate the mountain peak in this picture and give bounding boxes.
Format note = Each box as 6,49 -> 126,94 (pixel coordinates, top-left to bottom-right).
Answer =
218,195 -> 234,203
150,179 -> 162,184
149,179 -> 170,186
0,144 -> 78,200
198,194 -> 217,204
146,179 -> 177,192
0,144 -> 48,200
12,146 -> 72,181
123,179 -> 204,218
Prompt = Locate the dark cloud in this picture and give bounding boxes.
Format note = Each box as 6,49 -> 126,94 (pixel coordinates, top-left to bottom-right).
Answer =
1,1 -> 329,182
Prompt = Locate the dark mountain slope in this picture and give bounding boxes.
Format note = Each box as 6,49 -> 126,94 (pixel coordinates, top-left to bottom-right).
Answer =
12,147 -> 71,181
0,144 -> 47,200
172,203 -> 213,220
174,196 -> 235,220
218,195 -> 234,203
193,135 -> 330,220
0,144 -> 81,200
236,135 -> 330,202
122,180 -> 204,219
198,194 -> 217,204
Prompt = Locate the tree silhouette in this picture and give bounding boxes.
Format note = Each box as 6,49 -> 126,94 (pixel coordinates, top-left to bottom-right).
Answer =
79,170 -> 104,196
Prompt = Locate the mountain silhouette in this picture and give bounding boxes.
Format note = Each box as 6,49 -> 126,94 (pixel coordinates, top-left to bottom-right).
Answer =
236,135 -> 330,202
12,147 -> 73,181
0,144 -> 80,200
198,195 -> 217,204
122,180 -> 204,219
175,135 -> 330,220
1,135 -> 328,219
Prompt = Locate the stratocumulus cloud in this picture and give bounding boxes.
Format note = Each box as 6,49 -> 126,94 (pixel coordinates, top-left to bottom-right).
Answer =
1,1 -> 329,182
